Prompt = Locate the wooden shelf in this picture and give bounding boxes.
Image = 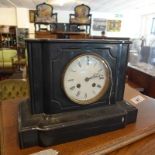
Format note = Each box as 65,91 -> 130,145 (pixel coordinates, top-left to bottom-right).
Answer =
0,26 -> 17,49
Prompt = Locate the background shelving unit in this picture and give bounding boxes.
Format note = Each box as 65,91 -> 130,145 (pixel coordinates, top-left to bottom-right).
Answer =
0,26 -> 17,49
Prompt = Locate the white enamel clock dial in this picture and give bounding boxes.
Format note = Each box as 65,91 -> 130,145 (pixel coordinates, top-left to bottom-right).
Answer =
63,54 -> 110,105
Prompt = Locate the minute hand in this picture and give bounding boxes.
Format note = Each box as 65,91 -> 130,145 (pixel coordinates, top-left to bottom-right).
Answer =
85,73 -> 104,81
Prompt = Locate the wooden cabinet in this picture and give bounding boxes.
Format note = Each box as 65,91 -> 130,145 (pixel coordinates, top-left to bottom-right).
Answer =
127,64 -> 155,98
0,26 -> 17,49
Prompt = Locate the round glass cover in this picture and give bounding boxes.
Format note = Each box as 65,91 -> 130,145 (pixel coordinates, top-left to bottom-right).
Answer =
63,54 -> 110,105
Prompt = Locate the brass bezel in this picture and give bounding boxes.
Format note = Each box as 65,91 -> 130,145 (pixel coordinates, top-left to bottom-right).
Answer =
62,53 -> 111,105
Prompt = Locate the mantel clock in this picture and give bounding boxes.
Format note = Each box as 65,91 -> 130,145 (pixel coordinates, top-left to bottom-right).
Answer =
19,39 -> 137,148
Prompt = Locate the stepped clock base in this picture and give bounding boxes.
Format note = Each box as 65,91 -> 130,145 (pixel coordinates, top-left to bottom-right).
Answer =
19,100 -> 137,148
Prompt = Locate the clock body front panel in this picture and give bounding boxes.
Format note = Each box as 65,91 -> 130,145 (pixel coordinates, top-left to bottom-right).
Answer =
27,40 -> 129,114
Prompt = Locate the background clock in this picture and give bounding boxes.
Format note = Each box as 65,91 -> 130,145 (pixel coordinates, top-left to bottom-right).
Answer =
63,54 -> 110,104
19,39 -> 137,148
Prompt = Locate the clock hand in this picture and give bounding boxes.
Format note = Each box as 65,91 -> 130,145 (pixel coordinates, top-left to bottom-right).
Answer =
85,74 -> 97,81
85,73 -> 104,81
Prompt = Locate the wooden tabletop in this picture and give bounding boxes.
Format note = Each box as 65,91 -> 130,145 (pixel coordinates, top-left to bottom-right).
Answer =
1,84 -> 155,155
110,133 -> 155,155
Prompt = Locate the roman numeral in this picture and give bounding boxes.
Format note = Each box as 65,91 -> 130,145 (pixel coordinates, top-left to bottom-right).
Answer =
76,91 -> 80,97
93,61 -> 96,66
68,79 -> 74,82
98,68 -> 103,72
78,61 -> 82,68
92,90 -> 96,94
70,86 -> 75,90
70,69 -> 76,72
87,56 -> 89,65
97,84 -> 101,88
99,76 -> 104,80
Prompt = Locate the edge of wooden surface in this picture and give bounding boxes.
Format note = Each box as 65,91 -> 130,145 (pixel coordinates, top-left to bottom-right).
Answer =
1,84 -> 155,155
84,123 -> 155,155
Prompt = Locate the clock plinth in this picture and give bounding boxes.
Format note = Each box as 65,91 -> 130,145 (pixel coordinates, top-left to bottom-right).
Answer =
19,100 -> 137,148
19,39 -> 137,148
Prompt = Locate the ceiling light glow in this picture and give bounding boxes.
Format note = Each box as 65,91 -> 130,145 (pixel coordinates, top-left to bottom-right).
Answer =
49,0 -> 76,6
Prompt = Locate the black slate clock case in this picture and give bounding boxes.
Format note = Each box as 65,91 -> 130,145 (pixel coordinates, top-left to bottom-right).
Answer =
19,39 -> 138,148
